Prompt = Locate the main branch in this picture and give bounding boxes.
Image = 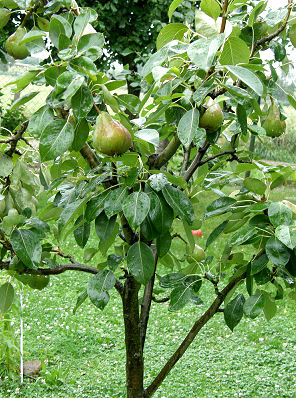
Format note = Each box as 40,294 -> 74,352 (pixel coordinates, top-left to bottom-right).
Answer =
144,271 -> 246,397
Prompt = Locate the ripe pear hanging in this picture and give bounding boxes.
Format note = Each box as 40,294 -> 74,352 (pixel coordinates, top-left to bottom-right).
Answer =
92,112 -> 132,156
199,98 -> 224,133
262,103 -> 286,138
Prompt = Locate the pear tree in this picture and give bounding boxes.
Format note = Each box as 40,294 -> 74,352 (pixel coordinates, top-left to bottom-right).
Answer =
1,0 -> 296,397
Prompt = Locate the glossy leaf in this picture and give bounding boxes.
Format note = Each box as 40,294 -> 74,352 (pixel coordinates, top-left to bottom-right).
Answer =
27,105 -> 54,137
156,231 -> 172,257
224,293 -> 245,331
219,37 -> 250,65
243,293 -> 265,319
177,108 -> 199,149
104,187 -> 128,218
39,120 -> 74,161
275,225 -> 296,250
268,202 -> 293,228
123,192 -> 151,230
0,153 -> 13,177
72,118 -> 89,151
95,212 -> 117,242
135,129 -> 159,147
127,241 -> 154,285
0,283 -> 14,314
156,23 -> 188,50
224,65 -> 263,96
266,236 -> 291,267
10,229 -> 41,269
148,173 -> 169,192
85,191 -> 109,222
71,85 -> 93,119
204,197 -> 236,219
188,34 -> 224,71
162,184 -> 194,225
169,285 -> 191,311
149,191 -> 174,234
87,269 -> 116,310
243,177 -> 266,195
74,215 -> 90,248
168,0 -> 185,20
206,220 -> 228,248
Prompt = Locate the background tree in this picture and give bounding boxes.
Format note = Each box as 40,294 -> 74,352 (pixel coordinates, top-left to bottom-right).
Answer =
1,0 -> 296,397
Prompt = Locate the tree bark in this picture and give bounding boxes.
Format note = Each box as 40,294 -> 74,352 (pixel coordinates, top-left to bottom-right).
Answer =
122,276 -> 145,398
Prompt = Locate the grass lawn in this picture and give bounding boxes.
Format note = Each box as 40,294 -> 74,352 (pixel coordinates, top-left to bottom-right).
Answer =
1,187 -> 296,397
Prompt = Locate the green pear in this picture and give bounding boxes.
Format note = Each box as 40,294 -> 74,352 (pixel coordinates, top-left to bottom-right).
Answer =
92,112 -> 132,156
262,103 -> 286,137
5,27 -> 30,60
187,244 -> 205,263
0,8 -> 10,29
199,98 -> 224,133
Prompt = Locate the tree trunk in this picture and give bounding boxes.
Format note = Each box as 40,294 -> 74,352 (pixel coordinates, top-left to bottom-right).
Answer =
122,276 -> 145,398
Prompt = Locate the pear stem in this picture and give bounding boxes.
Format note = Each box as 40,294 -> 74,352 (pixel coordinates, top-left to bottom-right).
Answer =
93,103 -> 101,114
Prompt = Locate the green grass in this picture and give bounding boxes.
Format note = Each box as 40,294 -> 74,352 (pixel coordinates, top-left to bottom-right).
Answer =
1,188 -> 296,397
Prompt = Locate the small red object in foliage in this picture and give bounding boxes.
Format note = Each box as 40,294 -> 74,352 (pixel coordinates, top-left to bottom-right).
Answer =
192,229 -> 202,237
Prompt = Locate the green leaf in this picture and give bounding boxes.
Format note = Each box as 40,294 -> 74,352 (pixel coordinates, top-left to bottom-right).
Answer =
104,187 -> 128,218
71,85 -> 93,119
49,15 -> 71,49
77,32 -> 104,60
74,10 -> 91,37
95,212 -> 116,242
159,273 -> 185,288
27,106 -> 55,138
188,34 -> 225,71
236,103 -> 248,134
263,291 -> 277,321
169,285 -> 191,311
0,283 -> 14,314
148,173 -> 169,192
177,108 -> 199,149
87,269 -> 116,310
127,242 -> 155,285
243,177 -> 266,195
183,220 -> 195,252
107,254 -> 123,272
11,92 -> 38,110
99,222 -> 119,255
250,254 -> 269,275
85,191 -> 109,222
10,229 -> 41,269
204,197 -> 236,219
206,220 -> 229,248
266,236 -> 291,267
123,192 -> 151,230
149,191 -> 174,234
229,227 -> 256,247
0,153 -> 13,177
168,0 -> 185,20
287,94 -> 296,110
275,225 -> 296,250
72,118 -> 89,151
39,120 -> 74,161
224,65 -> 263,96
116,94 -> 140,114
224,293 -> 245,331
73,290 -> 88,314
58,199 -> 84,234
156,231 -> 172,257
162,184 -> 194,225
74,216 -> 90,248
243,293 -> 265,319
200,0 -> 221,20
70,56 -> 97,79
156,23 -> 188,50
268,202 -> 293,227
135,129 -> 159,147
219,37 -> 250,65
